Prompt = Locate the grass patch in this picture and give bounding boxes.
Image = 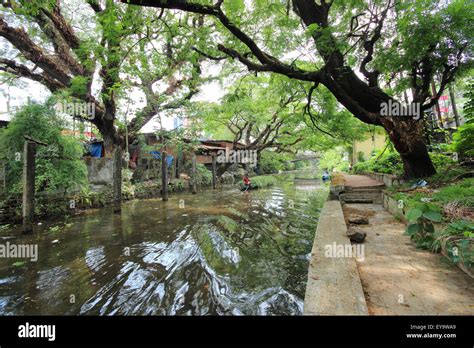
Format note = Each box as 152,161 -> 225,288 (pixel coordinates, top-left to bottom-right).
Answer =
432,178 -> 474,207
390,178 -> 474,212
247,175 -> 277,189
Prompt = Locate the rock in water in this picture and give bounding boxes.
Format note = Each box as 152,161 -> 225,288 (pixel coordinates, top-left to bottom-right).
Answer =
347,228 -> 366,243
349,216 -> 369,225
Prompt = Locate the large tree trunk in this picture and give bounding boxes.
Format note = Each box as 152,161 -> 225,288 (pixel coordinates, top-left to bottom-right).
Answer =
94,115 -> 122,156
381,118 -> 436,178
322,73 -> 436,179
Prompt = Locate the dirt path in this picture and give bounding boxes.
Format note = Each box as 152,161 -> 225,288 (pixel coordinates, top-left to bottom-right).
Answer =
343,203 -> 474,315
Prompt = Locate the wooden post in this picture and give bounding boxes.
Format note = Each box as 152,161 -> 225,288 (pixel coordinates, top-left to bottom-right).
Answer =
113,147 -> 122,213
22,141 -> 36,233
172,156 -> 177,179
162,150 -> 168,201
192,154 -> 197,194
212,154 -> 217,189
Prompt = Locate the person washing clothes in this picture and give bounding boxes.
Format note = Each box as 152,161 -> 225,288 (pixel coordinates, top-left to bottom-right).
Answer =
241,173 -> 251,191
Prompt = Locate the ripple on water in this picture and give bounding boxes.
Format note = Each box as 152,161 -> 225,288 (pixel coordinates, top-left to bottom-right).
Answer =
0,175 -> 327,315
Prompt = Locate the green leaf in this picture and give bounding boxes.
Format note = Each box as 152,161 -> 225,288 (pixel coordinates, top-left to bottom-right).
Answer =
423,211 -> 442,222
425,223 -> 435,234
406,223 -> 421,236
406,208 -> 423,221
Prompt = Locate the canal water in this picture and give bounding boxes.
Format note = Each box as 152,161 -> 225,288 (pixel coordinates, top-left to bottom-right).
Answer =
0,173 -> 327,315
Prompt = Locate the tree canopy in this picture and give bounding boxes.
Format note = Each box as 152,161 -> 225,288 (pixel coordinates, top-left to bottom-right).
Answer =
0,0 -> 209,150
122,0 -> 473,178
195,74 -> 370,152
1,0 -> 472,178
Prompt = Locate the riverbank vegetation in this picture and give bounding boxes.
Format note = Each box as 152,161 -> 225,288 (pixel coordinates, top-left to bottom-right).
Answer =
387,176 -> 473,269
0,102 -> 88,196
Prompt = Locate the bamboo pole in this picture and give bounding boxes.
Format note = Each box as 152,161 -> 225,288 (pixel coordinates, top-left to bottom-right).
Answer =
212,154 -> 217,189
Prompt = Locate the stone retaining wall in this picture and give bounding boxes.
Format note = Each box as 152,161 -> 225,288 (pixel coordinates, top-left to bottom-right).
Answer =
0,180 -> 192,225
364,171 -> 404,187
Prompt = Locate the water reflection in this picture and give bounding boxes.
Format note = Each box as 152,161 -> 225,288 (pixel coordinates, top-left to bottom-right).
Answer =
0,174 -> 327,315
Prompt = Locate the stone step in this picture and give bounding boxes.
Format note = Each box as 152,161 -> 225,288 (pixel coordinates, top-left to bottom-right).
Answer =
341,198 -> 377,204
345,186 -> 385,192
340,192 -> 383,204
344,188 -> 384,194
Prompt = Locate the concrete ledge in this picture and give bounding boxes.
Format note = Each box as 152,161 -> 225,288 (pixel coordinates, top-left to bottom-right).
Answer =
304,200 -> 368,315
382,191 -> 408,223
364,171 -> 405,187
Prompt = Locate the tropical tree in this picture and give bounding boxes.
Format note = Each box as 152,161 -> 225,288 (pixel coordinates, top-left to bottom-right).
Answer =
199,74 -> 366,150
123,0 -> 473,178
192,74 -> 369,175
0,0 -> 207,152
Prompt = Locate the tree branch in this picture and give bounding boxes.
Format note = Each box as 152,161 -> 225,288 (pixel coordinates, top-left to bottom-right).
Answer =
359,1 -> 392,87
0,17 -> 72,86
0,58 -> 64,91
123,0 -> 323,83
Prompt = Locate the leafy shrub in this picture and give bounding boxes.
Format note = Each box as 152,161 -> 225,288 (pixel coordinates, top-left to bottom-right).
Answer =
353,149 -> 403,175
195,163 -> 213,186
357,151 -> 366,162
451,123 -> 474,159
429,152 -> 456,171
462,76 -> 474,123
0,102 -> 87,195
182,162 -> 213,186
432,220 -> 474,268
405,205 -> 443,249
259,150 -> 292,174
354,149 -> 456,176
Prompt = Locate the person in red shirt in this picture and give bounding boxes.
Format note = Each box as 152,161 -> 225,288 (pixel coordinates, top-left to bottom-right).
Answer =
242,173 -> 251,191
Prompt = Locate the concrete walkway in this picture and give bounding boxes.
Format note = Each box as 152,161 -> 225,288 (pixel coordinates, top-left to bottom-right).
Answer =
344,174 -> 385,189
343,203 -> 474,315
338,174 -> 385,204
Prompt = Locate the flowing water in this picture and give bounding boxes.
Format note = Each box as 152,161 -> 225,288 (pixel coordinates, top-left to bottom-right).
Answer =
0,173 -> 327,315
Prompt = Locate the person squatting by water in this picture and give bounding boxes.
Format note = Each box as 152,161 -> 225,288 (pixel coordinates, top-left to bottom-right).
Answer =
241,173 -> 251,192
